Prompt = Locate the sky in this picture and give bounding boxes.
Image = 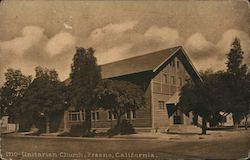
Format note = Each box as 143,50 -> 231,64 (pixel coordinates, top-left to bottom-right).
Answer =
0,0 -> 249,85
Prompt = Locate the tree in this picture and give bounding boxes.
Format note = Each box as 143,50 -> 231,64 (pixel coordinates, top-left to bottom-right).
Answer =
96,79 -> 145,132
19,67 -> 68,133
0,69 -> 32,122
69,47 -> 102,133
178,71 -> 222,134
224,37 -> 248,128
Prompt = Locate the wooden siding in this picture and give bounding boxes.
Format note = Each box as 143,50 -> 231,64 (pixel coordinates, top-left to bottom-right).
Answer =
151,56 -> 191,128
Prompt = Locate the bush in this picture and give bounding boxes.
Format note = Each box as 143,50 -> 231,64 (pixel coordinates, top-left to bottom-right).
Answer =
120,120 -> 135,135
67,124 -> 84,137
66,124 -> 96,137
108,120 -> 135,136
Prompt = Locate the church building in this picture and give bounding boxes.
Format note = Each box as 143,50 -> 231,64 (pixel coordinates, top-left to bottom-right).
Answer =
62,46 -> 202,132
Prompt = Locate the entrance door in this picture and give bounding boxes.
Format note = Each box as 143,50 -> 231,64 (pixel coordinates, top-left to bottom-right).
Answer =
173,109 -> 183,124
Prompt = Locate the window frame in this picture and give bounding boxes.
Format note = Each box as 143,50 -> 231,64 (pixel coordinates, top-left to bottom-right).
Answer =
68,111 -> 82,122
158,101 -> 165,110
91,111 -> 100,121
171,76 -> 176,85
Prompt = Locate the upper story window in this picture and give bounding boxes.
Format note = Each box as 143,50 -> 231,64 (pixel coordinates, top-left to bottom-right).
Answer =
171,76 -> 176,85
177,61 -> 180,69
163,73 -> 168,84
158,101 -> 165,110
170,60 -> 175,67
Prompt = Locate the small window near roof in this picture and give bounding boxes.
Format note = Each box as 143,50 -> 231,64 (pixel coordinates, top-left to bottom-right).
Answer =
163,74 -> 168,84
171,76 -> 176,85
177,61 -> 180,69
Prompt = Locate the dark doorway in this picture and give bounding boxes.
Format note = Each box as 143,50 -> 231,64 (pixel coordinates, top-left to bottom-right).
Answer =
173,109 -> 184,124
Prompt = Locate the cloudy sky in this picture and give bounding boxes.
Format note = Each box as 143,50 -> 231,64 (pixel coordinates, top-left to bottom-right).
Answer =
0,0 -> 249,84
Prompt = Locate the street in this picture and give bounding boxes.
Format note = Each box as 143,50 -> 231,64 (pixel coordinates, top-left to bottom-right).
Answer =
1,129 -> 250,160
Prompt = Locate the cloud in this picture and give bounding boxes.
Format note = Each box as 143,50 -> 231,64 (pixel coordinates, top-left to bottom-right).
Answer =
0,26 -> 45,56
216,29 -> 250,64
144,26 -> 181,47
45,32 -> 76,56
0,26 -> 77,85
89,21 -> 138,43
89,22 -> 182,64
184,33 -> 217,60
184,29 -> 250,71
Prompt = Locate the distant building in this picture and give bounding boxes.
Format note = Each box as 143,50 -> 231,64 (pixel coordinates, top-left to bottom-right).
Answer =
61,46 -> 202,132
219,112 -> 234,126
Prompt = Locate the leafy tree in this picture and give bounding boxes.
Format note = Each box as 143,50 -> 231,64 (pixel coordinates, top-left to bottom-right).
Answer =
0,69 -> 32,122
69,47 -> 101,133
96,79 -> 145,132
178,71 -> 223,134
224,37 -> 248,128
19,67 -> 68,133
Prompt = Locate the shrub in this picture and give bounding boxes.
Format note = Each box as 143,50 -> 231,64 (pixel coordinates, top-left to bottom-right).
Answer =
69,124 -> 85,137
108,120 -> 135,136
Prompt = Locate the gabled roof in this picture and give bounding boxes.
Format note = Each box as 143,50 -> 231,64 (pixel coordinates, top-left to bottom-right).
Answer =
64,46 -> 202,84
101,46 -> 181,79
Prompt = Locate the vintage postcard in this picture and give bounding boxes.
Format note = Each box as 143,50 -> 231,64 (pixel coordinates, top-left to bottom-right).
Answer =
0,0 -> 249,160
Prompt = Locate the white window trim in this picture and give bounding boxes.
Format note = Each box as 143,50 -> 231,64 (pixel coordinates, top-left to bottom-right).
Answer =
68,111 -> 84,122
91,111 -> 100,121
158,101 -> 165,110
125,110 -> 136,120
107,111 -> 117,121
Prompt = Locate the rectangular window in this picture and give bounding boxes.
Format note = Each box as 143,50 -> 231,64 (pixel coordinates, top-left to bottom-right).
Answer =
126,110 -> 136,120
92,112 -> 96,121
107,111 -> 118,120
91,111 -> 99,121
171,76 -> 176,85
179,77 -> 183,86
126,111 -> 131,119
96,112 -> 100,121
107,111 -> 112,120
113,112 -> 117,120
163,74 -> 168,84
68,111 -> 81,121
177,61 -> 180,69
170,60 -> 175,67
132,110 -> 136,119
158,101 -> 165,110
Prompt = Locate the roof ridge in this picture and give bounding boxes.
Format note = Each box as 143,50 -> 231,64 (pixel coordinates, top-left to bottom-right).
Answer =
100,46 -> 182,66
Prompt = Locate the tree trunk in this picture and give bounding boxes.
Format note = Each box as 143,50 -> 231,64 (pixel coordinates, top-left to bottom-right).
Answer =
232,112 -> 239,129
116,115 -> 122,128
193,112 -> 198,126
45,115 -> 50,133
201,114 -> 207,135
84,109 -> 92,133
245,115 -> 248,130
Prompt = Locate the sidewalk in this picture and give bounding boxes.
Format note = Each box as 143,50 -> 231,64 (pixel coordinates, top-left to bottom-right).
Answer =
4,129 -> 250,142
